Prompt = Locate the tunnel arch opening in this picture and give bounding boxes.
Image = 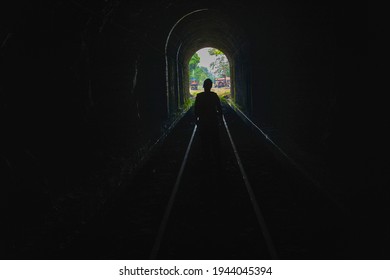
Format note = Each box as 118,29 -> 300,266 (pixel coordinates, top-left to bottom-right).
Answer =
188,47 -> 231,99
164,8 -> 252,117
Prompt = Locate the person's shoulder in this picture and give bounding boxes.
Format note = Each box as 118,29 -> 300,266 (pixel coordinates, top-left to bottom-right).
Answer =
196,92 -> 205,97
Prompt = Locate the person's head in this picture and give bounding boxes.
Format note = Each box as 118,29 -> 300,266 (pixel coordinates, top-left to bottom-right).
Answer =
203,79 -> 213,91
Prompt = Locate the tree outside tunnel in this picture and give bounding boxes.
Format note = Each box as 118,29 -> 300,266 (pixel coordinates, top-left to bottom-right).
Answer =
189,47 -> 231,98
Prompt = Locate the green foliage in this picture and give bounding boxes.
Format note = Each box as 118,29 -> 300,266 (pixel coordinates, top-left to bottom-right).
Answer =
181,96 -> 195,111
189,52 -> 214,86
194,66 -> 214,85
208,48 -> 230,78
189,48 -> 230,89
208,48 -> 224,56
189,53 -> 200,72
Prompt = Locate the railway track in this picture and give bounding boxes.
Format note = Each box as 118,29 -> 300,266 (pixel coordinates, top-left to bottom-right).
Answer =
59,101 -> 351,260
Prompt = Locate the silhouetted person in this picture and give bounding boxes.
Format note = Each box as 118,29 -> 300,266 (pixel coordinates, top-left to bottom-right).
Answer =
194,78 -> 222,165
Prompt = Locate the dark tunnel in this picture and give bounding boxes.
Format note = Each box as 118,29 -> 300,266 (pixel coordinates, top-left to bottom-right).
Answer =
1,0 -> 378,260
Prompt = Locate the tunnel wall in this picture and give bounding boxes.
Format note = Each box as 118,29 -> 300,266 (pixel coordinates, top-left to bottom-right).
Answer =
1,0 -> 189,231
2,0 -> 365,233
244,1 -> 365,183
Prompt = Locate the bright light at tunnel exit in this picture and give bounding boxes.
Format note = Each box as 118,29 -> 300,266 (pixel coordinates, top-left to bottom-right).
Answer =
189,47 -> 231,98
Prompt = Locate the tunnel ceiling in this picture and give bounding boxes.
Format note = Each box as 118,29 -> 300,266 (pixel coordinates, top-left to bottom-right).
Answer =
167,9 -> 248,63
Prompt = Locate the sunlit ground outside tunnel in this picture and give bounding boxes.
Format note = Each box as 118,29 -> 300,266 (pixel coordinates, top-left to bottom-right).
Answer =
189,47 -> 231,99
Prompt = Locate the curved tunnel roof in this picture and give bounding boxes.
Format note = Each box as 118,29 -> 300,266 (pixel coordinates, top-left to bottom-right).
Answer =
166,9 -> 248,64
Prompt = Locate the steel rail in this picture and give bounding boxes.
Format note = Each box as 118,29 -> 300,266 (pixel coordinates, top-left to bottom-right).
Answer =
226,101 -> 348,214
149,124 -> 198,259
222,115 -> 279,259
150,109 -> 279,260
